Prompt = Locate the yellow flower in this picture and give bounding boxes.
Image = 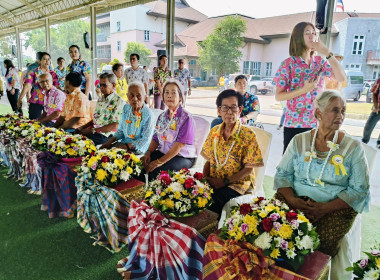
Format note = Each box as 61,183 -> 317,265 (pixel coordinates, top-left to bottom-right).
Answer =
298,214 -> 309,223
130,154 -> 140,163
160,192 -> 166,197
270,248 -> 281,259
166,187 -> 173,192
115,158 -> 126,169
278,224 -> 293,239
174,174 -> 182,180
56,150 -> 61,155
197,187 -> 204,194
127,166 -> 133,174
90,145 -> 96,151
270,227 -> 279,237
376,257 -> 380,269
173,192 -> 181,199
279,210 -> 286,217
288,241 -> 294,250
164,199 -> 174,209
197,197 -> 208,208
111,175 -> 117,183
182,190 -> 188,196
259,211 -> 268,218
96,169 -> 107,181
87,156 -> 98,168
178,178 -> 185,184
243,215 -> 259,235
67,148 -> 76,156
235,231 -> 244,241
112,169 -> 119,175
56,130 -> 63,135
145,190 -> 154,198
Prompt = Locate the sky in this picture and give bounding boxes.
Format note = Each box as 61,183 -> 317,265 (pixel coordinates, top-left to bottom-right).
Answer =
186,0 -> 380,18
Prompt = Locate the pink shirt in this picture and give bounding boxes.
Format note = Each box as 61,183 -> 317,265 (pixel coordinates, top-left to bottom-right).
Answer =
24,68 -> 59,105
273,56 -> 333,128
43,86 -> 66,121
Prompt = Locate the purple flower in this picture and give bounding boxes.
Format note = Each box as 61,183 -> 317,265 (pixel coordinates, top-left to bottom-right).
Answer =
240,223 -> 249,233
371,249 -> 380,256
228,224 -> 234,231
273,222 -> 281,231
192,190 -> 198,196
91,163 -> 97,170
280,240 -> 288,250
269,213 -> 281,221
203,192 -> 208,198
359,258 -> 368,269
156,189 -> 161,195
227,218 -> 234,225
73,146 -> 79,151
290,219 -> 299,228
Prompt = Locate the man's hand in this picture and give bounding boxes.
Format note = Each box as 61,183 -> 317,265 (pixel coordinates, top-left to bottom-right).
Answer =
146,160 -> 161,173
205,176 -> 225,189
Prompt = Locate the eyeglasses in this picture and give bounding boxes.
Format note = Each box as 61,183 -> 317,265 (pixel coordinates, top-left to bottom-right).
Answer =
219,105 -> 240,112
99,83 -> 111,87
178,61 -> 184,64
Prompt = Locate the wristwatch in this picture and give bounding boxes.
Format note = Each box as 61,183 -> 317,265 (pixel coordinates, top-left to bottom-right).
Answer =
223,178 -> 230,186
326,52 -> 334,60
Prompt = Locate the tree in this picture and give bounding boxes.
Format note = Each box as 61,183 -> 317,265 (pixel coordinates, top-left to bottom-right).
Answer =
124,42 -> 152,67
24,20 -> 92,67
0,35 -> 14,60
198,15 -> 246,77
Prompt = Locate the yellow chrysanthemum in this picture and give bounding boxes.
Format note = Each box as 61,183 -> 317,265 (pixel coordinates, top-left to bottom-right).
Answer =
127,167 -> 133,174
270,227 -> 279,237
56,130 -> 63,135
279,210 -> 286,217
298,214 -> 309,223
164,199 -> 174,209
56,150 -> 61,155
278,224 -> 293,239
376,257 -> 380,269
265,204 -> 278,213
112,169 -> 119,175
173,192 -> 181,199
145,190 -> 154,198
130,154 -> 140,163
259,211 -> 268,218
197,197 -> 208,208
90,145 -> 96,151
67,148 -> 76,156
288,241 -> 294,249
235,231 -> 244,241
115,158 -> 126,169
87,156 -> 98,168
160,192 -> 166,197
166,187 -> 173,192
270,248 -> 281,259
243,215 -> 259,235
96,169 -> 107,181
182,190 -> 189,196
197,187 -> 204,194
178,178 -> 185,184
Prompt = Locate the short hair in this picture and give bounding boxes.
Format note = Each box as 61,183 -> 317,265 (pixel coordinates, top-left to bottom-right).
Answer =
57,57 -> 64,63
40,52 -> 51,59
112,63 -> 123,72
162,78 -> 184,105
314,90 -> 345,117
65,72 -> 82,87
216,89 -> 244,107
234,74 -> 247,83
159,54 -> 167,61
69,45 -> 80,52
99,73 -> 116,84
130,53 -> 140,60
128,80 -> 146,98
36,52 -> 43,60
289,22 -> 315,57
38,72 -> 53,82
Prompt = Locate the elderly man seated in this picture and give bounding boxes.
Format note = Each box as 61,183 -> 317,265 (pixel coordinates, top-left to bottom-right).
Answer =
101,80 -> 154,154
37,73 -> 66,127
75,73 -> 125,145
54,72 -> 91,133
201,89 -> 264,216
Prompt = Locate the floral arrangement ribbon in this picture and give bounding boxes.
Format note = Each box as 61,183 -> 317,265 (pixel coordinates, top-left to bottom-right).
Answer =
331,155 -> 347,176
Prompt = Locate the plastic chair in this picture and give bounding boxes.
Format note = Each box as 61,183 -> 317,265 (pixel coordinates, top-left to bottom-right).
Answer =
218,126 -> 272,228
331,142 -> 377,280
150,108 -> 164,123
189,115 -> 211,173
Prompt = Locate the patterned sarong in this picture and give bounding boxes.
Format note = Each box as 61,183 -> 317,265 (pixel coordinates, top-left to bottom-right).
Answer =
19,148 -> 42,193
38,152 -> 77,218
117,201 -> 206,280
203,233 -> 309,280
76,173 -> 130,253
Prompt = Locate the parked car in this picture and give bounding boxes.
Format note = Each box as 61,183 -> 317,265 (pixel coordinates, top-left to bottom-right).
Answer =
248,76 -> 273,95
341,71 -> 364,101
364,81 -> 374,103
190,78 -> 199,88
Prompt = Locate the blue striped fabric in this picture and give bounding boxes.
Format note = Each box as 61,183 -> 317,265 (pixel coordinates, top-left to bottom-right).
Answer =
76,173 -> 130,253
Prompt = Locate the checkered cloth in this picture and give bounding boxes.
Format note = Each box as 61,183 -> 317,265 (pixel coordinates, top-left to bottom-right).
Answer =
19,147 -> 42,192
76,173 -> 130,253
203,233 -> 309,280
38,152 -> 77,218
117,201 -> 206,280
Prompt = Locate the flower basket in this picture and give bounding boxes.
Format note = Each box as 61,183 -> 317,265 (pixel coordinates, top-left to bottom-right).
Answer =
49,134 -> 97,159
61,157 -> 83,164
32,127 -> 66,151
220,197 -> 320,272
346,244 -> 380,279
79,148 -> 143,187
0,113 -> 24,132
144,169 -> 214,218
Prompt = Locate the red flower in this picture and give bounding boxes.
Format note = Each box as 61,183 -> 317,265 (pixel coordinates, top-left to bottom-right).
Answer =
28,121 -> 34,124
82,136 -> 87,140
90,151 -> 96,157
193,172 -> 203,180
239,203 -> 252,215
160,173 -> 172,186
257,197 -> 265,204
286,211 -> 298,222
261,218 -> 273,232
45,130 -> 51,135
160,170 -> 168,175
101,156 -> 110,163
65,137 -> 73,144
181,168 -> 190,174
123,154 -> 130,161
184,178 -> 194,189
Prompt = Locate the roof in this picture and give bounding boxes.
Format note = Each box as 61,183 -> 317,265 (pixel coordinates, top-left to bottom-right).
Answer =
0,0 -> 152,38
152,34 -> 199,57
144,0 -> 207,24
179,12 -> 380,44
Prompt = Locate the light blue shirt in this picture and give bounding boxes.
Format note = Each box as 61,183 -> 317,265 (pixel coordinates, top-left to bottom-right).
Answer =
113,103 -> 154,154
274,130 -> 370,213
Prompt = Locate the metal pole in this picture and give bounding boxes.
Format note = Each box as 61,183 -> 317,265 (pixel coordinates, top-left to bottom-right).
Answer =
15,27 -> 22,70
166,0 -> 175,70
45,18 -> 50,53
320,0 -> 335,48
90,6 -> 97,98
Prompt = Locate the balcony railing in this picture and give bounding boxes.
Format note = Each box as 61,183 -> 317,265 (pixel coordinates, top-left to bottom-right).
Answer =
367,50 -> 380,64
97,34 -> 109,42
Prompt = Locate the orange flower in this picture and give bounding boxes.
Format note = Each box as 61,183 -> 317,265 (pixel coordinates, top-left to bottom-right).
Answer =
129,134 -> 135,139
212,132 -> 219,139
304,156 -> 310,162
125,120 -> 132,124
135,112 -> 142,117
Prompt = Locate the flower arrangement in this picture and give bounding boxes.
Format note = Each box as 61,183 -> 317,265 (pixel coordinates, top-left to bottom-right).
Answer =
144,169 -> 213,217
346,244 -> 380,280
49,134 -> 97,159
6,119 -> 42,139
31,127 -> 66,151
220,197 -> 320,271
0,114 -> 25,133
79,148 -> 143,186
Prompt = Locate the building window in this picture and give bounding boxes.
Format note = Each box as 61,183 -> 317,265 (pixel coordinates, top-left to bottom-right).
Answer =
189,60 -> 196,65
349,64 -> 361,71
243,61 -> 250,74
117,41 -> 121,52
116,21 -> 121,32
265,62 -> 272,77
144,30 -> 150,41
352,35 -> 365,55
252,62 -> 261,76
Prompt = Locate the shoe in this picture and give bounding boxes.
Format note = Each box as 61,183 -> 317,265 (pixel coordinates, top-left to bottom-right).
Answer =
277,125 -> 282,130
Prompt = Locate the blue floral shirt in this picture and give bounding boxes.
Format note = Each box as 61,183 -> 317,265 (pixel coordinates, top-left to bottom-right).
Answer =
242,92 -> 260,125
54,66 -> 67,91
66,59 -> 91,91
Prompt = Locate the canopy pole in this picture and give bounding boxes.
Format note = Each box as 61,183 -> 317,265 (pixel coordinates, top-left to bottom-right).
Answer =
166,0 -> 175,70
45,18 -> 50,53
15,27 -> 22,70
90,6 -> 97,98
320,0 -> 335,48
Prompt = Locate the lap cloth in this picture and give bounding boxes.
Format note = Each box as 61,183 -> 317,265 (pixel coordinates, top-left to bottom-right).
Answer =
38,152 -> 77,218
274,192 -> 357,257
117,200 -> 205,280
76,173 -> 130,253
203,232 -> 309,280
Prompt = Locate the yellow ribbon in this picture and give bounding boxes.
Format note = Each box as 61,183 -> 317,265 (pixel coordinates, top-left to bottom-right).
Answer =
331,155 -> 347,176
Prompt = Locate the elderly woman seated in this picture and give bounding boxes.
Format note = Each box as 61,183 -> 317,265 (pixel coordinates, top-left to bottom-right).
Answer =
141,79 -> 197,179
201,89 -> 264,216
100,81 -> 154,154
274,90 -> 370,258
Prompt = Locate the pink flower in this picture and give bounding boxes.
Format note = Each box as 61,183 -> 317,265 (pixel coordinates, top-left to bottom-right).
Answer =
371,249 -> 380,256
228,224 -> 234,231
203,192 -> 208,198
73,146 -> 79,151
91,163 -> 97,170
240,223 -> 249,233
269,213 -> 281,221
159,173 -> 172,185
192,190 -> 198,196
156,189 -> 161,195
280,240 -> 288,250
359,259 -> 368,268
290,219 -> 299,228
273,222 -> 281,231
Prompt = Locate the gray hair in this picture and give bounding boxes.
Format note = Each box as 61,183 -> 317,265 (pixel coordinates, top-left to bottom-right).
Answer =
128,80 -> 146,98
314,90 -> 345,117
38,72 -> 52,82
162,78 -> 184,105
99,72 -> 116,84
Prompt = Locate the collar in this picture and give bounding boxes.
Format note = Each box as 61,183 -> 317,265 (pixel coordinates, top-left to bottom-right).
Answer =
100,91 -> 116,102
220,120 -> 240,140
71,88 -> 82,96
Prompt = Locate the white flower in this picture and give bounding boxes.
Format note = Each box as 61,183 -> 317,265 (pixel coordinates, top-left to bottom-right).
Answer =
61,151 -> 67,156
120,170 -> 130,181
300,235 -> 314,250
58,142 -> 66,148
326,141 -> 339,151
305,151 -> 317,159
77,140 -> 86,148
169,182 -> 184,192
81,166 -> 90,173
298,229 -> 304,236
286,249 -> 297,259
254,232 -> 272,250
274,237 -> 283,247
135,165 -> 141,175
363,269 -> 380,280
175,201 -> 182,210
180,205 -> 187,213
47,139 -> 55,146
21,130 -> 29,136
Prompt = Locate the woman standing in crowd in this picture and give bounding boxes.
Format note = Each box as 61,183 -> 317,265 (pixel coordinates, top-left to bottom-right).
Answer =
3,59 -> 22,114
55,57 -> 67,91
273,21 -> 346,153
112,63 -> 128,102
66,45 -> 92,99
142,79 -> 196,179
153,54 -> 172,110
17,52 -> 59,119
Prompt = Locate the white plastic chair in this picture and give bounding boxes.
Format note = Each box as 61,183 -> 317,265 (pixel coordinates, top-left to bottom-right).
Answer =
331,143 -> 377,280
218,126 -> 272,228
150,108 -> 164,123
189,116 -> 210,173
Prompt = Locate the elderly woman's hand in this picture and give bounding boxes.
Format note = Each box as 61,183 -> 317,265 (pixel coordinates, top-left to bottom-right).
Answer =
302,201 -> 331,223
287,196 -> 315,213
206,177 -> 225,190
146,160 -> 161,173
